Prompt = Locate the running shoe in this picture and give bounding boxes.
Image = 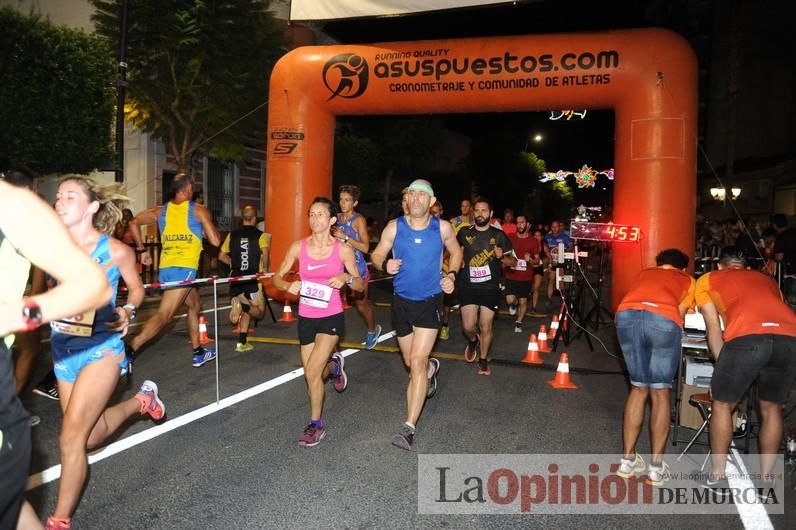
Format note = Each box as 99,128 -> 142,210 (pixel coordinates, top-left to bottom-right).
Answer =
192,347 -> 217,367
365,324 -> 382,349
508,303 -> 518,316
427,357 -> 440,398
645,461 -> 670,486
235,342 -> 254,353
135,380 -> 165,421
45,517 -> 72,530
32,372 -> 59,401
331,352 -> 348,393
477,357 -> 491,375
754,478 -> 776,501
439,325 -> 449,341
514,322 -> 523,334
299,422 -> 326,447
391,424 -> 415,451
701,476 -> 731,497
230,298 -> 243,324
615,453 -> 646,478
464,335 -> 480,363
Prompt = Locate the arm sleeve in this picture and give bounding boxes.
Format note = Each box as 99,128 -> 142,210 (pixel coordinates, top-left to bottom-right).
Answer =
221,234 -> 231,254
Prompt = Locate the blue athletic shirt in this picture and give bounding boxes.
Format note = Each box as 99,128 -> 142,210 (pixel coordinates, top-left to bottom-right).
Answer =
338,212 -> 368,278
50,234 -> 120,350
393,215 -> 443,300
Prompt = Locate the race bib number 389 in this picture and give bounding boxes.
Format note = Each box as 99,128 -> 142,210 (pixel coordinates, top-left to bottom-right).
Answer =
469,265 -> 492,283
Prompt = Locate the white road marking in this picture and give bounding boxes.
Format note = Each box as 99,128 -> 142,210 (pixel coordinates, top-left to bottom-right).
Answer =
26,330 -> 396,490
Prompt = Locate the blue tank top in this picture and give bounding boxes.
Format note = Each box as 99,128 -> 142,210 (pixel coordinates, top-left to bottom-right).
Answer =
51,234 -> 121,349
339,212 -> 367,278
393,215 -> 443,300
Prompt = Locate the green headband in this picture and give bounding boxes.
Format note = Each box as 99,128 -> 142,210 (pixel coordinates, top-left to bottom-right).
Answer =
407,180 -> 434,197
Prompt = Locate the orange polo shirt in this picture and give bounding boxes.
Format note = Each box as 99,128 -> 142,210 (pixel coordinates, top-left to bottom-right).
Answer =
617,266 -> 695,326
695,268 -> 796,342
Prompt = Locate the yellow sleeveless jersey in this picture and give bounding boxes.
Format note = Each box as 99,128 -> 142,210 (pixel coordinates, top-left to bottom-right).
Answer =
158,201 -> 203,269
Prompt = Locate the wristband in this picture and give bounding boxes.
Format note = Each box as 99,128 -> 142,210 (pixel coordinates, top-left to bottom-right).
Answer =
446,271 -> 456,280
135,247 -> 146,254
21,297 -> 43,331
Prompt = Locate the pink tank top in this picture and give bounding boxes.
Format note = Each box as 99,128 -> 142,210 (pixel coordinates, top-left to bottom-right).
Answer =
298,238 -> 344,318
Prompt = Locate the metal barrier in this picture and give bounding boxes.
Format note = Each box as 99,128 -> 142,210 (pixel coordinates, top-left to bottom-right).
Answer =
122,271 -> 276,403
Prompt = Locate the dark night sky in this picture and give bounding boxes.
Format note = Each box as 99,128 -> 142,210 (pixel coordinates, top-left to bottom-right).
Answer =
317,1 -> 671,206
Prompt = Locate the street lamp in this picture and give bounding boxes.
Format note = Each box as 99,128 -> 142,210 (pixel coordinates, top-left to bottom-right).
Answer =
709,187 -> 741,201
524,133 -> 543,151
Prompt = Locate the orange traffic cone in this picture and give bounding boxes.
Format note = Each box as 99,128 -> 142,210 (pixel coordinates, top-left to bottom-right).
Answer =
521,333 -> 543,365
549,315 -> 560,340
538,324 -> 550,352
547,352 -> 578,389
278,301 -> 296,323
198,315 -> 214,345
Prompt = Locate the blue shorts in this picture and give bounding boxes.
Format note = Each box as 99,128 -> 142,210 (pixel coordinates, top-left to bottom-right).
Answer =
52,334 -> 129,383
615,309 -> 681,389
158,266 -> 198,286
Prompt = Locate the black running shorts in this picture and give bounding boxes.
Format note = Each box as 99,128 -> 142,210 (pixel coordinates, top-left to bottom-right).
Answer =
710,334 -> 796,404
297,313 -> 345,345
457,287 -> 501,311
392,293 -> 443,337
504,279 -> 533,298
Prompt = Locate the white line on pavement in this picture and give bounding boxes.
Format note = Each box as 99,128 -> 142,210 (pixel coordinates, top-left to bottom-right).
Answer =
26,330 -> 396,490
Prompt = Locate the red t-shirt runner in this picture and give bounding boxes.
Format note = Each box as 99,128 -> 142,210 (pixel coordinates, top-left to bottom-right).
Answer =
505,234 -> 541,282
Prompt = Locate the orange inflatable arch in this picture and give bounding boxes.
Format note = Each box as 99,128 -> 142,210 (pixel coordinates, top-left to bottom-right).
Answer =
265,28 -> 697,309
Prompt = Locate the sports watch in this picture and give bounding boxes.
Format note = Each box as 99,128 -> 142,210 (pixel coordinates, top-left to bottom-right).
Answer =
123,304 -> 137,321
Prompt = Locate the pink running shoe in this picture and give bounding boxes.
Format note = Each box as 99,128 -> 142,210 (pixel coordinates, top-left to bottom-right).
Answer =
330,352 -> 348,393
45,517 -> 72,530
135,380 -> 165,421
299,422 -> 326,447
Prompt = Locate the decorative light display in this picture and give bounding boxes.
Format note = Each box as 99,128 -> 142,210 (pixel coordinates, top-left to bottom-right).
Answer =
539,165 -> 615,188
549,109 -> 588,120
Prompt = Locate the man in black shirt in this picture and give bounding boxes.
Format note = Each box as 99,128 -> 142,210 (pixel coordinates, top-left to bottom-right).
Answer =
455,199 -> 516,375
219,206 -> 270,351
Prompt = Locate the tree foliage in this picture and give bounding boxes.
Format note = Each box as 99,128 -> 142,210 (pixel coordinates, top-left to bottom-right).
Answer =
0,7 -> 115,174
91,0 -> 285,170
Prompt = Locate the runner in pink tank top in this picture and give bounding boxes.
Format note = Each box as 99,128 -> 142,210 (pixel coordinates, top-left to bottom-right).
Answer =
298,238 -> 344,317
273,197 -> 364,447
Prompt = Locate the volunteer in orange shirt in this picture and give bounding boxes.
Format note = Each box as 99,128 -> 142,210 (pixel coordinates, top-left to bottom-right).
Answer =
614,249 -> 695,487
696,247 -> 796,495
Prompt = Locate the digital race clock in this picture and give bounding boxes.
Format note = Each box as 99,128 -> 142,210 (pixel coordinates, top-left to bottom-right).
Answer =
569,221 -> 641,242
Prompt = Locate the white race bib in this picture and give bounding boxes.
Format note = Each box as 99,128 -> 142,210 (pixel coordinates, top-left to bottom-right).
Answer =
51,309 -> 96,337
299,280 -> 334,309
513,259 -> 527,271
469,265 -> 492,283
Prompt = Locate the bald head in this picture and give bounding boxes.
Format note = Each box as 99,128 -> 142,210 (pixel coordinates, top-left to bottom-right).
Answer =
242,205 -> 257,225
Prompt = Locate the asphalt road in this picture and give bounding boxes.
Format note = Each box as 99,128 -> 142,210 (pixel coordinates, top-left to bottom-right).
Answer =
19,279 -> 795,529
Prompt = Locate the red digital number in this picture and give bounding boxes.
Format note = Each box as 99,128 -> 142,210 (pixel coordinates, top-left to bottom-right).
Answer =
629,227 -> 640,241
605,226 -> 616,239
617,226 -> 627,240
